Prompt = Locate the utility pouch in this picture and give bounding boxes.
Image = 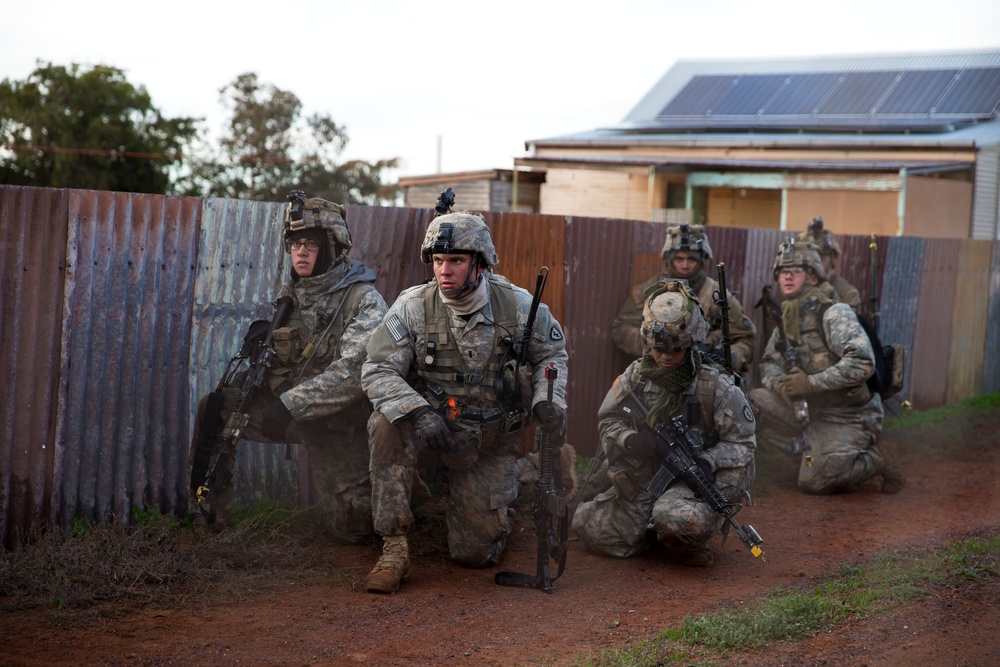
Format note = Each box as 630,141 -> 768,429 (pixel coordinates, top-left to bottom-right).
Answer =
887,343 -> 906,398
610,468 -> 641,503
272,327 -> 300,364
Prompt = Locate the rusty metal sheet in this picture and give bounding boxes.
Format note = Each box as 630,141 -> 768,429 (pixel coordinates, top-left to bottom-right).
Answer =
563,215 -> 637,457
985,242 -> 1000,394
189,198 -> 300,509
738,228 -> 786,386
838,233 -> 887,319
0,185 -> 68,549
910,239 -> 960,409
945,240 -> 993,404
57,190 -> 200,530
879,236 -> 924,402
345,205 -> 436,305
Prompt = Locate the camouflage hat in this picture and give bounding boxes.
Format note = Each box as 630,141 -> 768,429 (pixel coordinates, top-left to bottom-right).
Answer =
420,212 -> 498,267
797,216 -> 841,257
661,223 -> 714,262
283,192 -> 352,254
640,280 -> 708,352
772,238 -> 827,281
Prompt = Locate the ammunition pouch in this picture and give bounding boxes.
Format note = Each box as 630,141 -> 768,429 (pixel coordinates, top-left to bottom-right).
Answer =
272,326 -> 301,364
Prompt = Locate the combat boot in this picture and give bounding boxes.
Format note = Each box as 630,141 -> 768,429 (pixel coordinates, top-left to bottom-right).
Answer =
674,545 -> 715,567
365,535 -> 410,594
878,439 -> 906,494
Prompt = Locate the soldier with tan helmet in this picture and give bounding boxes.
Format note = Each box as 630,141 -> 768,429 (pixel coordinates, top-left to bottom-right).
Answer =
188,192 -> 388,543
361,211 -> 569,594
749,239 -> 904,495
574,281 -> 757,567
611,223 -> 757,374
798,216 -> 861,313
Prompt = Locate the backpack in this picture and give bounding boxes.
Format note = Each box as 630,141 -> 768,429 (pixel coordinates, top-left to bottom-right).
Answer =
854,314 -> 906,400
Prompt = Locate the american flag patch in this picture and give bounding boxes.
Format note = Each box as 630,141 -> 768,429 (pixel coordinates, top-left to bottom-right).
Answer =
385,313 -> 407,342
612,376 -> 624,398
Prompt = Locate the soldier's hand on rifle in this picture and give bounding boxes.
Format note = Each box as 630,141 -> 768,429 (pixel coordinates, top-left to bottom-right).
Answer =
262,399 -> 294,441
411,407 -> 461,452
624,430 -> 658,458
780,367 -> 812,405
532,401 -> 567,440
694,456 -> 716,484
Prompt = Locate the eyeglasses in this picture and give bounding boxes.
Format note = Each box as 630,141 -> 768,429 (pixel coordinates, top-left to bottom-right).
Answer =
290,239 -> 319,251
779,267 -> 806,277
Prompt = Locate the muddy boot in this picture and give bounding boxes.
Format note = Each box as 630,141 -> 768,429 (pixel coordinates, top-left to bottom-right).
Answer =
365,535 -> 410,594
878,439 -> 906,495
674,544 -> 715,567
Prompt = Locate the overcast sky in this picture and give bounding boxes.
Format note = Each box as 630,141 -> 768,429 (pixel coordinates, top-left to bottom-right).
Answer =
2,0 -> 998,180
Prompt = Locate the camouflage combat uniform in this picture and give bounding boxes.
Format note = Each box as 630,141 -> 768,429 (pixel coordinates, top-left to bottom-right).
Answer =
189,196 -> 387,544
363,272 -> 568,567
749,292 -> 886,495
827,273 -> 861,313
577,281 -> 757,564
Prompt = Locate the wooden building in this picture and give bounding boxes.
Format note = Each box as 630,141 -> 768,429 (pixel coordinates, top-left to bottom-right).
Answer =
517,49 -> 1000,240
397,169 -> 545,213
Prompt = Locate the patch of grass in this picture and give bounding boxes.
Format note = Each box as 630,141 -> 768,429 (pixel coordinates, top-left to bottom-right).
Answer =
883,391 -> 1000,432
578,532 -> 1000,666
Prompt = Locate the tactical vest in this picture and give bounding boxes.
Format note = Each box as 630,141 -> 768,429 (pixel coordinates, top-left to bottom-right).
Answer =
788,296 -> 871,407
416,276 -> 520,419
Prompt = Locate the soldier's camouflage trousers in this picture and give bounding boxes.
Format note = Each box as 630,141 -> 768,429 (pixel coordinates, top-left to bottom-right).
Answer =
188,386 -> 373,544
367,411 -> 520,568
572,463 -> 754,558
749,387 -> 884,495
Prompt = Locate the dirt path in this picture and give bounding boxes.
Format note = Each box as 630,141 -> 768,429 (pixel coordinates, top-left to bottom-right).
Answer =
3,412 -> 999,666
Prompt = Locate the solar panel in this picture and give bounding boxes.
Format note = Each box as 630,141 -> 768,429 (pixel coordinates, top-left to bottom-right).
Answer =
934,68 -> 1000,114
754,73 -> 843,115
878,69 -> 959,114
711,74 -> 789,115
658,76 -> 737,116
817,71 -> 901,115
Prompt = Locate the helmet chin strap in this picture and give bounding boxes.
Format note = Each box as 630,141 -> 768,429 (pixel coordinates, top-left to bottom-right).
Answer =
444,255 -> 483,298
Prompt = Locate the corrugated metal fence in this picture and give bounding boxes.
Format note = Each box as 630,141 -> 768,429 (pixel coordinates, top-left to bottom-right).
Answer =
2,184 -> 998,548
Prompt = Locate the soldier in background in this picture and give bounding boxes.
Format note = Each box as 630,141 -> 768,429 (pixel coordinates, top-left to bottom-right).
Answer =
798,216 -> 861,313
361,212 -> 569,594
612,223 -> 756,375
749,239 -> 904,495
574,281 -> 757,566
188,193 -> 387,543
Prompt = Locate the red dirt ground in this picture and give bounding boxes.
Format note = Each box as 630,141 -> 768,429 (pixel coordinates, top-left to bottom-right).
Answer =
3,410 -> 998,667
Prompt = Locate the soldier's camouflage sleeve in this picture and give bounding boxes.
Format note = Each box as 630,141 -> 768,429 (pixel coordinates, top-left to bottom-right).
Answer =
362,287 -> 427,423
756,326 -> 786,392
596,361 -> 644,464
281,287 -> 388,421
809,303 -> 875,392
514,286 -> 569,409
702,372 -> 756,472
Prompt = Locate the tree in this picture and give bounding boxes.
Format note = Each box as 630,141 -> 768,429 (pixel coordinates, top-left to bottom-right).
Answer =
0,62 -> 198,194
183,73 -> 399,205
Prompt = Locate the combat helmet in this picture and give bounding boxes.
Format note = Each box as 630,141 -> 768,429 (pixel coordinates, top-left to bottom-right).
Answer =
420,212 -> 498,267
283,190 -> 352,254
797,216 -> 841,258
661,223 -> 714,262
640,280 -> 709,352
772,238 -> 827,281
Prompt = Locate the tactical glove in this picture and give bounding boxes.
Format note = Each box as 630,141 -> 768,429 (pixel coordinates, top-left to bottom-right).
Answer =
624,430 -> 659,458
780,367 -> 812,402
262,399 -> 294,441
532,400 -> 567,441
411,407 -> 460,452
694,455 -> 716,485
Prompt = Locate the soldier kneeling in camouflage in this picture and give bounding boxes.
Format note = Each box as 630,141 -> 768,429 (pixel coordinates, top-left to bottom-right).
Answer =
361,212 -> 569,593
188,193 -> 387,543
573,281 -> 757,567
749,239 -> 904,495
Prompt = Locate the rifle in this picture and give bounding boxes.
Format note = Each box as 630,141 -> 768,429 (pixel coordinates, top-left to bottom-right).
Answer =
435,187 -> 455,216
619,389 -> 765,561
191,296 -> 294,523
499,266 -> 549,432
495,363 -> 569,592
869,234 -> 880,333
712,262 -> 740,385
